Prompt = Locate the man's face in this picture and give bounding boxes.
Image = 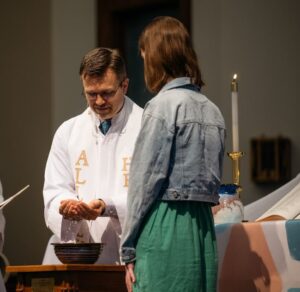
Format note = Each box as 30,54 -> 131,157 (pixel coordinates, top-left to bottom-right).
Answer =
82,69 -> 128,120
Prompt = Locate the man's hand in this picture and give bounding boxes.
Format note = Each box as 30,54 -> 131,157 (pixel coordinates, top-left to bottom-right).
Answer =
125,262 -> 136,292
59,199 -> 82,221
60,199 -> 106,221
75,199 -> 106,220
89,199 -> 106,216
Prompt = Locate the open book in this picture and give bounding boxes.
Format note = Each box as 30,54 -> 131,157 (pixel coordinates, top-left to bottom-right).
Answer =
0,185 -> 30,210
256,181 -> 300,221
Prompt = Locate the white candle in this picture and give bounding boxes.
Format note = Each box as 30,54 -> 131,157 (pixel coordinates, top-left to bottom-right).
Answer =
231,74 -> 239,152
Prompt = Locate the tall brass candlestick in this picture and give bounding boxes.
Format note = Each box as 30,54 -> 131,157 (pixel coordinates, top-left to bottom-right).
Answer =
228,151 -> 244,192
229,74 -> 243,198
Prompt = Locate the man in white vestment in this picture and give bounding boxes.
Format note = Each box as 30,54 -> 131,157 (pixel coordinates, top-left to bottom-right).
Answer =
43,48 -> 143,264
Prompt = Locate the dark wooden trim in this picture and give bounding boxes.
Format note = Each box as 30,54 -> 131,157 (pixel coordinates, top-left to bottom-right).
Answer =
96,0 -> 191,48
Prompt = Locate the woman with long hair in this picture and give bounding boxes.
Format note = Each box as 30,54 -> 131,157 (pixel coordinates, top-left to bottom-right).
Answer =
121,16 -> 225,292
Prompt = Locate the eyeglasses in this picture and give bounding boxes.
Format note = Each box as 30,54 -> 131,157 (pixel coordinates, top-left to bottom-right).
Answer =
84,80 -> 124,101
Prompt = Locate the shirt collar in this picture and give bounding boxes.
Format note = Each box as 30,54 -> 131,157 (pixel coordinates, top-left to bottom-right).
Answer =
88,96 -> 128,135
89,97 -> 126,126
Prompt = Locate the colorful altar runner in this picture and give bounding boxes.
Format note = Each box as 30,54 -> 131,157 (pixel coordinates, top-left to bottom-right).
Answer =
216,220 -> 300,292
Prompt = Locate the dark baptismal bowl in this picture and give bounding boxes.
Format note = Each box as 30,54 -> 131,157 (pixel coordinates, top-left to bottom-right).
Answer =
52,243 -> 104,264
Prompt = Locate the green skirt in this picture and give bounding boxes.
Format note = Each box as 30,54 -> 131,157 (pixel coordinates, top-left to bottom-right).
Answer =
133,200 -> 218,292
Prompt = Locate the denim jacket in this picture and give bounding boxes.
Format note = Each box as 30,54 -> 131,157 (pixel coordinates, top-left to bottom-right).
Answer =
121,77 -> 226,263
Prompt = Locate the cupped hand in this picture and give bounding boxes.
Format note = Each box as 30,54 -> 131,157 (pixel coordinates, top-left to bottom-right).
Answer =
59,199 -> 82,220
74,199 -> 106,220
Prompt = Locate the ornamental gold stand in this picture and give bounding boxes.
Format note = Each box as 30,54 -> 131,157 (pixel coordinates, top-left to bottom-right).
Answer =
227,151 -> 244,199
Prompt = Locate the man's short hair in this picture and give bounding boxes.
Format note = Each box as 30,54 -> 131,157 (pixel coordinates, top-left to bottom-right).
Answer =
79,47 -> 127,82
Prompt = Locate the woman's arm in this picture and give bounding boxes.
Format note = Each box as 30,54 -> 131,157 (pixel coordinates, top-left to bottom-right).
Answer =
121,112 -> 174,262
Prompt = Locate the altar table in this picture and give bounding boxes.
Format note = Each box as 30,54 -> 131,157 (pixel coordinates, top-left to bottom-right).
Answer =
5,264 -> 126,292
6,220 -> 300,292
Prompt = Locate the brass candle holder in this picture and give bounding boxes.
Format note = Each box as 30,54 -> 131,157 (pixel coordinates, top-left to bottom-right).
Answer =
227,151 -> 244,198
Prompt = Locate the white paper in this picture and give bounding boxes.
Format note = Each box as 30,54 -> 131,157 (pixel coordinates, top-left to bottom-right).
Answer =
244,173 -> 300,221
256,182 -> 300,221
0,185 -> 30,210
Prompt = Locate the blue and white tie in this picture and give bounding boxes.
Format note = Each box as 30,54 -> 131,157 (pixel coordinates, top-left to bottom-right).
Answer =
99,119 -> 111,135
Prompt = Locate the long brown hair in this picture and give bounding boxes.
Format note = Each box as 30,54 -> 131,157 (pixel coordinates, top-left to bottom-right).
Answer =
139,16 -> 204,93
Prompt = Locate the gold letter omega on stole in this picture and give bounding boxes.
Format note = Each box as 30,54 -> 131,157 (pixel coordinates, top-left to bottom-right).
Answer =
122,157 -> 131,187
75,150 -> 89,192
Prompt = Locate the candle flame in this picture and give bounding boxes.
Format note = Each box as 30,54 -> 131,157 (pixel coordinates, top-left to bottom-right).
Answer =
231,74 -> 238,92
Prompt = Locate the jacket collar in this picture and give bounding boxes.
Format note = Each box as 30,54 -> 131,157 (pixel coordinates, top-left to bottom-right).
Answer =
159,77 -> 192,93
